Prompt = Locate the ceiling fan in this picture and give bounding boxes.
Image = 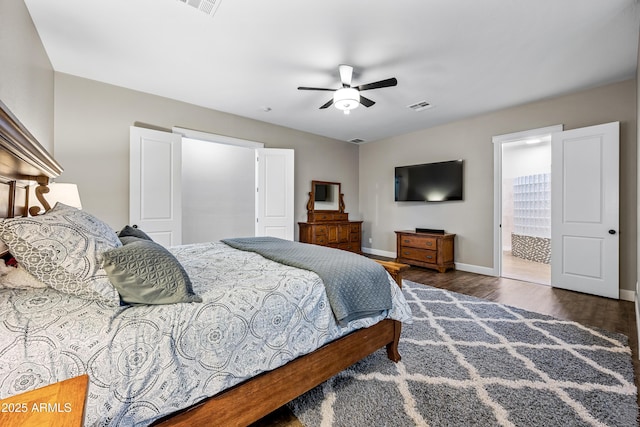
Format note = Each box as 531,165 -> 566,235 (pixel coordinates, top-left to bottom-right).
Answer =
298,65 -> 398,115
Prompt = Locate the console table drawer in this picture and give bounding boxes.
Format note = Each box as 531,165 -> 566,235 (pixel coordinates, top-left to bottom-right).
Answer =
399,247 -> 437,264
399,235 -> 438,249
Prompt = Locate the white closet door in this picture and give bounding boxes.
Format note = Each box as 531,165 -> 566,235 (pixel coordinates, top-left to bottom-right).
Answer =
551,122 -> 619,299
129,126 -> 182,247
255,148 -> 294,240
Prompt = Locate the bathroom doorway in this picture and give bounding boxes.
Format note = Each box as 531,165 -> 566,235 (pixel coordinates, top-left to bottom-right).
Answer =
493,125 -> 561,286
501,138 -> 551,285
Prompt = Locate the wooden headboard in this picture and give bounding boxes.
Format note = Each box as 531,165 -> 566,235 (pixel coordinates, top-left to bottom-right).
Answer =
0,99 -> 63,218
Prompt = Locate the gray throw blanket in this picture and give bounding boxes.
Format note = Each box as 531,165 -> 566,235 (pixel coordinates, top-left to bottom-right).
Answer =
221,237 -> 392,324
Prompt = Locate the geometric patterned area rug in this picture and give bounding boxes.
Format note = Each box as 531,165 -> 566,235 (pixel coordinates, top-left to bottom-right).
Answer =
288,280 -> 638,426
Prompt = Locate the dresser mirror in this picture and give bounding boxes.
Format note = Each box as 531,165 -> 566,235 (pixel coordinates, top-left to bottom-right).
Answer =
307,180 -> 344,213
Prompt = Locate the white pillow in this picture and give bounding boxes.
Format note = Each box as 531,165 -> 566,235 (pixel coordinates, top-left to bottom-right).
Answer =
0,203 -> 122,305
0,260 -> 47,289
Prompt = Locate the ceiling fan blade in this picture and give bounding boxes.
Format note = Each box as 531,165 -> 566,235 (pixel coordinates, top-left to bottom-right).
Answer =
359,95 -> 375,107
319,99 -> 334,109
298,86 -> 336,91
338,64 -> 353,88
356,77 -> 398,91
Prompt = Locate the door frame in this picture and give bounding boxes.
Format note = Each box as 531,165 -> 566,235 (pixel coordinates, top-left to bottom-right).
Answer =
492,124 -> 563,277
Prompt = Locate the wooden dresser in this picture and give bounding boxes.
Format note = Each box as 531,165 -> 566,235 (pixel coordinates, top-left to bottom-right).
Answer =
395,230 -> 455,272
299,211 -> 362,253
299,180 -> 362,253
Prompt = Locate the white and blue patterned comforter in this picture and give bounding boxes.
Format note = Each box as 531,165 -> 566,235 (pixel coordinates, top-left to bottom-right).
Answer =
0,242 -> 412,426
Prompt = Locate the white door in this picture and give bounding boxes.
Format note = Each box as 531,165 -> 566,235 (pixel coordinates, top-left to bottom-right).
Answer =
129,126 -> 182,247
255,148 -> 294,240
551,122 -> 619,299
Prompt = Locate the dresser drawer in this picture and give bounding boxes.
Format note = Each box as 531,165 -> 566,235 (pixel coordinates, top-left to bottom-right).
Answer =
399,235 -> 438,250
313,213 -> 334,221
399,247 -> 438,264
338,242 -> 358,252
313,225 -> 328,236
308,212 -> 349,222
314,234 -> 327,245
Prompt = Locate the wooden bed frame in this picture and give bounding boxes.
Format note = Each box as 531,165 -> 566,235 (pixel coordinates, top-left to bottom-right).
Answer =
0,98 -> 409,426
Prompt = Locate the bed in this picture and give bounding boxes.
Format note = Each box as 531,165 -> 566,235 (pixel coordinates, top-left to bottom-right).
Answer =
0,99 -> 412,426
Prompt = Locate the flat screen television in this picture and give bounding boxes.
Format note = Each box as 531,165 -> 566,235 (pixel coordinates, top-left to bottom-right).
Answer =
395,159 -> 463,202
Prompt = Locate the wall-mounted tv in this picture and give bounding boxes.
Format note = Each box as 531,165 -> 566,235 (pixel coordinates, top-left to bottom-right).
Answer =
395,159 -> 464,202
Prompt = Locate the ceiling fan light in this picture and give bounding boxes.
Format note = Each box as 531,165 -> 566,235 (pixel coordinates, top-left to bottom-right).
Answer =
333,88 -> 360,112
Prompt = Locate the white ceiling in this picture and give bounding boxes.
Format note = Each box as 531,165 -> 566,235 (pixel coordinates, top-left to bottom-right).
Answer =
25,0 -> 640,143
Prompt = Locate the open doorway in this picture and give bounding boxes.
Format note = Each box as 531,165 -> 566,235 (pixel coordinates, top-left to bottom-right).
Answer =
501,138 -> 551,285
493,125 -> 562,286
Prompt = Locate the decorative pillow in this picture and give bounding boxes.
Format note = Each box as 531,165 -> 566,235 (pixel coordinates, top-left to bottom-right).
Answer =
0,260 -> 47,289
118,225 -> 153,241
0,203 -> 122,305
103,238 -> 201,305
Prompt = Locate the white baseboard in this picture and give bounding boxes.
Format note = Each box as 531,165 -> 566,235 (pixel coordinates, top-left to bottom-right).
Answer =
620,289 -> 635,302
455,262 -> 496,276
361,247 -> 396,259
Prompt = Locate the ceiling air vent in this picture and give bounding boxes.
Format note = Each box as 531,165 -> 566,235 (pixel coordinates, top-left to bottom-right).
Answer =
178,0 -> 222,17
348,138 -> 365,144
407,101 -> 433,112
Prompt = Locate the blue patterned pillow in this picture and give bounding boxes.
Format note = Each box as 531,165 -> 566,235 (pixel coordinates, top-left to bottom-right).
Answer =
0,203 -> 122,305
103,238 -> 201,305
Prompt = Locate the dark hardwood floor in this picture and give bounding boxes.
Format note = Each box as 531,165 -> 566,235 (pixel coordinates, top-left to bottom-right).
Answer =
253,264 -> 639,426
405,266 -> 637,341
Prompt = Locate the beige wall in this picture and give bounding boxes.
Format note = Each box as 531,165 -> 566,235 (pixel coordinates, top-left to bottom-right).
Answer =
53,73 -> 358,233
0,1 -> 54,152
360,79 -> 637,292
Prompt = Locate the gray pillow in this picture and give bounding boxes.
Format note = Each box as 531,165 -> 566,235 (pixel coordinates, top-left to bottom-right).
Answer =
103,239 -> 202,305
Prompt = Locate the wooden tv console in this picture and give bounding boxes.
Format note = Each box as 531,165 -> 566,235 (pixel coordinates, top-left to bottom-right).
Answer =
395,230 -> 455,273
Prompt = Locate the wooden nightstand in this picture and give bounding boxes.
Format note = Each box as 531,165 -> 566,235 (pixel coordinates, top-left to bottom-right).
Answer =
0,374 -> 88,427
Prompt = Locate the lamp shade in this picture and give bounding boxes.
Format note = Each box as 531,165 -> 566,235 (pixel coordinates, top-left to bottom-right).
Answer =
29,182 -> 82,214
333,88 -> 360,114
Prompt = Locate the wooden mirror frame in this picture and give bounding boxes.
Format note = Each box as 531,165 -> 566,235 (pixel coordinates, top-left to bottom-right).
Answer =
306,180 -> 345,213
